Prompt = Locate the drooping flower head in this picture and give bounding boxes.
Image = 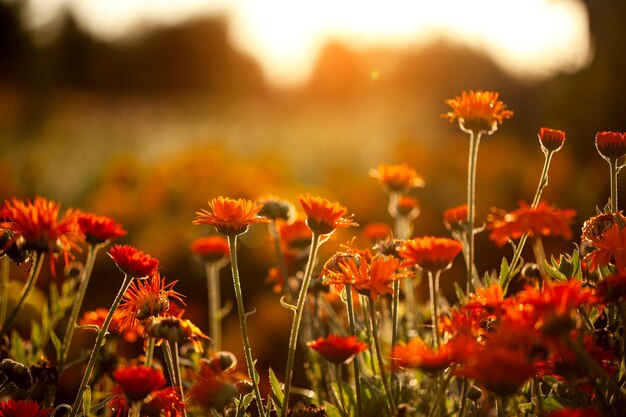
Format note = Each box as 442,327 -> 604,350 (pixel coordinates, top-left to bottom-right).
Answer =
76,212 -> 126,246
538,127 -> 566,154
191,236 -> 230,264
108,244 -> 159,278
486,201 -> 576,247
443,204 -> 468,231
116,273 -> 185,332
193,197 -> 269,236
595,131 -> 626,161
399,236 -> 463,272
307,334 -> 367,364
0,400 -> 52,417
369,163 -> 425,193
443,90 -> 513,135
144,316 -> 210,352
3,197 -> 83,275
298,194 -> 357,235
113,364 -> 167,402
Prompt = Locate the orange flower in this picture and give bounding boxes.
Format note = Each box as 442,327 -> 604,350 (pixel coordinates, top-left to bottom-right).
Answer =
76,212 -> 126,246
4,197 -> 83,275
116,273 -> 185,332
362,222 -> 391,243
78,308 -> 142,342
0,400 -> 52,417
595,131 -> 626,161
486,201 -> 576,247
465,283 -> 505,312
298,194 -> 357,235
396,196 -> 420,219
584,223 -> 626,272
391,338 -> 453,372
307,334 -> 367,364
112,365 -> 166,402
369,163 -> 425,192
191,236 -> 230,264
399,236 -> 463,272
443,90 -> 513,135
443,204 -> 468,230
538,127 -> 566,153
278,218 -> 313,250
108,244 -> 159,278
193,197 -> 269,236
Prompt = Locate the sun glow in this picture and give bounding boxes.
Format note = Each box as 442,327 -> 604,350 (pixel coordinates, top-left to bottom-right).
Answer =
26,0 -> 592,87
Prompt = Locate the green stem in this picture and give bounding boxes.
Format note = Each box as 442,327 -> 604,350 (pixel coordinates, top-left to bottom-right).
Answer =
68,274 -> 134,417
428,270 -> 441,349
206,261 -> 222,352
145,337 -> 155,367
0,252 -> 44,340
170,341 -> 188,417
458,378 -> 468,417
162,342 -> 177,386
335,364 -> 347,416
496,396 -> 506,417
533,376 -> 543,417
368,295 -> 396,416
268,223 -> 292,300
281,233 -> 321,417
466,130 -> 482,294
503,150 -> 555,292
610,158 -> 619,212
0,256 -> 9,327
60,245 -> 98,369
228,235 -> 266,417
345,285 -> 363,417
531,237 -> 547,285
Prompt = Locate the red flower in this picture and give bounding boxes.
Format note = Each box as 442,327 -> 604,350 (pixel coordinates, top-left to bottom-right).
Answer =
443,204 -> 468,230
595,131 -> 626,161
193,197 -> 269,236
545,408 -> 601,417
113,365 -> 167,402
298,194 -> 357,235
3,197 -> 83,275
278,218 -> 313,250
443,90 -> 513,135
597,271 -> 626,303
399,236 -> 463,272
369,163 -> 425,192
395,196 -> 420,219
76,212 -> 126,245
108,244 -> 159,278
0,400 -> 52,417
142,386 -> 186,417
116,273 -> 185,332
191,236 -> 230,263
584,223 -> 626,272
78,308 -> 142,342
486,201 -> 576,247
307,334 -> 368,364
538,127 -> 566,153
188,355 -> 240,410
391,337 -> 473,372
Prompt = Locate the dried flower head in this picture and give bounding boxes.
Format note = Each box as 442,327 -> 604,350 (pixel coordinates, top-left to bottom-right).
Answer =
3,197 -> 83,275
595,131 -> 626,161
298,194 -> 357,235
108,244 -> 159,278
193,196 -> 269,236
369,163 -> 425,193
581,212 -> 626,242
307,334 -> 367,364
144,316 -> 209,351
538,127 -> 566,153
76,212 -> 126,246
0,400 -> 52,417
117,273 -> 185,332
443,90 -> 513,135
191,236 -> 230,264
0,358 -> 33,391
399,237 -> 463,272
486,201 -> 576,247
256,196 -> 295,222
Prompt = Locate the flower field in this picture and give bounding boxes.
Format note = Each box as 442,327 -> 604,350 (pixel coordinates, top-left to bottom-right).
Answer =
1,90 -> 626,417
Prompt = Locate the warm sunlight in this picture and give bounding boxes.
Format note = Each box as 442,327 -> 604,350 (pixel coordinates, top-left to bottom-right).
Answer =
26,0 -> 592,87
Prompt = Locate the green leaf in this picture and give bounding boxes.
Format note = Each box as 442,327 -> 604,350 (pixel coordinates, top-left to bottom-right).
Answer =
75,395 -> 115,417
538,396 -> 578,412
234,393 -> 254,417
11,330 -> 26,364
210,408 -> 221,417
269,367 -> 284,415
30,320 -> 42,350
82,386 -> 92,417
323,402 -> 343,417
498,256 -> 510,284
50,331 -> 62,363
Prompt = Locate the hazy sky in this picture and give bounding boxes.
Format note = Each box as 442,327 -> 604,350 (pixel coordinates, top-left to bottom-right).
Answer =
25,0 -> 593,87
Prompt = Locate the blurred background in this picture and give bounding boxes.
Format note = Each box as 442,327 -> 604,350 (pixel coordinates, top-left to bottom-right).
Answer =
2,0 -> 626,395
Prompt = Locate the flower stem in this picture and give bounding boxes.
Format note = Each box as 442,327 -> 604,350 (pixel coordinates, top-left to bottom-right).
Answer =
170,341 -> 188,417
368,295 -> 396,416
610,158 -> 619,212
531,237 -> 547,285
335,363 -> 347,416
281,233 -> 321,417
503,150 -> 555,292
205,261 -> 222,352
68,273 -> 134,417
227,235 -> 266,417
495,396 -> 506,417
0,252 -> 44,341
162,342 -> 177,387
458,378 -> 468,417
428,270 -> 441,349
345,285 -> 363,417
268,223 -> 292,300
145,337 -> 155,367
0,256 -> 9,327
466,130 -> 482,294
60,245 -> 98,369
